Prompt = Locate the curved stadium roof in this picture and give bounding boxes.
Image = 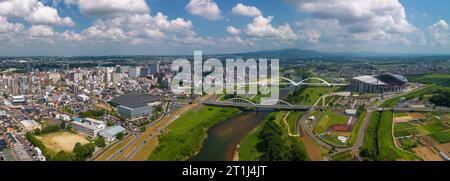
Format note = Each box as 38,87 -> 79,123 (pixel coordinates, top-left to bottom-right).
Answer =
353,75 -> 386,85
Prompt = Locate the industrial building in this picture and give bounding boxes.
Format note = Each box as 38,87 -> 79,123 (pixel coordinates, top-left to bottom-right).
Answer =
348,74 -> 408,93
99,125 -> 126,142
70,118 -> 106,137
110,93 -> 161,119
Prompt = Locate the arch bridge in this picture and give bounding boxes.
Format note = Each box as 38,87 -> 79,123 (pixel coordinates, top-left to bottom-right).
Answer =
201,98 -> 322,110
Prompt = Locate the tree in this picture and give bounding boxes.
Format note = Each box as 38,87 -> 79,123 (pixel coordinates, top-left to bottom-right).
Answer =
95,137 -> 106,148
34,128 -> 41,135
290,138 -> 308,161
73,142 -> 96,161
257,121 -> 291,161
116,132 -> 125,140
60,121 -> 66,129
356,105 -> 365,117
53,151 -> 75,161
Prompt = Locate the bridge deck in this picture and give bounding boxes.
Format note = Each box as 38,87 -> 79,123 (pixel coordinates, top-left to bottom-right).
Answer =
201,101 -> 322,110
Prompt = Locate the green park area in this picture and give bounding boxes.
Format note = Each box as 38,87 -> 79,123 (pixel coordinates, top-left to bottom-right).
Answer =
313,108 -> 349,134
148,106 -> 239,161
286,86 -> 338,105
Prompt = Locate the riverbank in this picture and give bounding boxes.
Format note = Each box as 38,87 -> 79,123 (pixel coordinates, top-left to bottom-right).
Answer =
148,106 -> 239,161
192,111 -> 268,161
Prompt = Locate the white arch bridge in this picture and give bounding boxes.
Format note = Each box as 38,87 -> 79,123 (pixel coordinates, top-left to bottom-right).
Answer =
237,77 -> 348,87
201,98 -> 323,110
276,77 -> 347,87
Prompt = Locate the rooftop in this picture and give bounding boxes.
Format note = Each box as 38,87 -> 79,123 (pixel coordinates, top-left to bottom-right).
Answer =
100,126 -> 125,138
353,75 -> 386,85
20,120 -> 41,127
110,93 -> 160,109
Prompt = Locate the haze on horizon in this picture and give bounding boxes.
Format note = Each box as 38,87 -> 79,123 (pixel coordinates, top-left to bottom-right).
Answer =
0,0 -> 449,56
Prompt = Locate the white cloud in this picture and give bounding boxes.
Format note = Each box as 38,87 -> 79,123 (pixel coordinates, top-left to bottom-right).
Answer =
0,0 -> 74,26
246,15 -> 297,40
226,26 -> 241,35
0,16 -> 24,33
186,0 -> 222,20
64,0 -> 149,16
428,20 -> 449,46
60,31 -> 84,41
290,0 -> 416,44
229,3 -> 296,41
28,25 -> 55,38
231,3 -> 261,17
27,2 -> 74,26
76,12 -> 199,45
304,29 -> 321,44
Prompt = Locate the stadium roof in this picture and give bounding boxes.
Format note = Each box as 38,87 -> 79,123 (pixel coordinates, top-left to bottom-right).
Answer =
353,75 -> 386,85
383,74 -> 408,83
110,93 -> 161,109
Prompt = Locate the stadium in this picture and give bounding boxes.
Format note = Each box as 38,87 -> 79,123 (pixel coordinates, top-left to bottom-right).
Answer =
348,74 -> 408,93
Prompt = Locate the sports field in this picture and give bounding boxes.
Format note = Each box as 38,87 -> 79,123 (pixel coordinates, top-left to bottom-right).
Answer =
36,132 -> 89,152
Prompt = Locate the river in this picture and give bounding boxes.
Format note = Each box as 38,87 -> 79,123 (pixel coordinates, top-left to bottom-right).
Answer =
192,111 -> 269,161
192,88 -> 292,161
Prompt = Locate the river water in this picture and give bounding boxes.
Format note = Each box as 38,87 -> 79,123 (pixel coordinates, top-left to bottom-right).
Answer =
192,88 -> 292,161
192,111 -> 269,161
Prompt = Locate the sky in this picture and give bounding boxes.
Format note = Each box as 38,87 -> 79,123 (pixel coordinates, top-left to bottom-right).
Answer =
0,0 -> 449,56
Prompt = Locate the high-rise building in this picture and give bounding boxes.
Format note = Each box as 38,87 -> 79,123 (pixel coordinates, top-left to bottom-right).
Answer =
70,72 -> 83,82
129,67 -> 141,78
140,67 -> 150,77
149,62 -> 160,74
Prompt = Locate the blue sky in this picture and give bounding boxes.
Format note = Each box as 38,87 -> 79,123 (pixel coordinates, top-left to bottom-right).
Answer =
0,0 -> 449,56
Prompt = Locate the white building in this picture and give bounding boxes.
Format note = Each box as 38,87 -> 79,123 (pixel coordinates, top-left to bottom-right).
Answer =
20,120 -> 42,132
76,94 -> 90,102
70,118 -> 106,137
345,109 -> 357,115
112,73 -> 122,83
11,95 -> 26,104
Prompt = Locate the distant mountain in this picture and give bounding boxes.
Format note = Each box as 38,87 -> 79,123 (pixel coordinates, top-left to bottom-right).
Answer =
221,48 -> 442,58
227,49 -> 328,58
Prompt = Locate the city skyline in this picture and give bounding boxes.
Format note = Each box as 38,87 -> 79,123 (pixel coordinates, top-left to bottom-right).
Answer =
0,0 -> 449,56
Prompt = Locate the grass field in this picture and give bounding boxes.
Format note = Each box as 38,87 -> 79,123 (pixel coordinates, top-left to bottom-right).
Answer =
148,106 -> 239,161
284,111 -> 304,135
407,74 -> 450,87
313,108 -> 349,134
36,132 -> 89,153
430,130 -> 450,144
381,85 -> 436,108
361,111 -> 380,157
